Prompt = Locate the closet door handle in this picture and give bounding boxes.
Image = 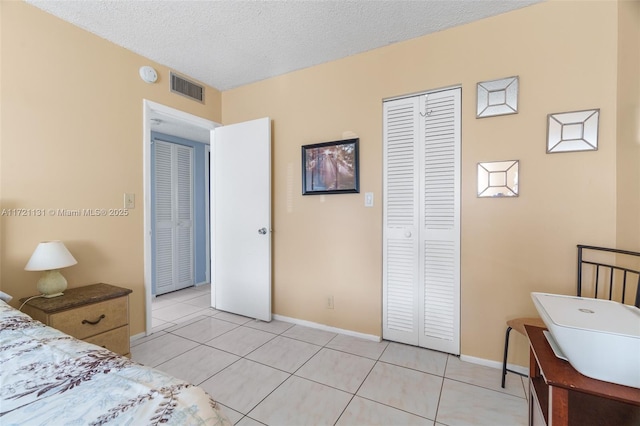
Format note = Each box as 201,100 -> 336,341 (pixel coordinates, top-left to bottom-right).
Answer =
82,314 -> 106,325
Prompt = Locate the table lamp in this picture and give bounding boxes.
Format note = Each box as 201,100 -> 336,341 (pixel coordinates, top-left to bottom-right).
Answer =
24,241 -> 77,298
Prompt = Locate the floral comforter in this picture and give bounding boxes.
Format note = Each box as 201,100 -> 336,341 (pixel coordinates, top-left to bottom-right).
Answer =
0,300 -> 231,425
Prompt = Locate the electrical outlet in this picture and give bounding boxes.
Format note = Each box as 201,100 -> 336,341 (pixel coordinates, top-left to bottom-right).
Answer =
327,295 -> 334,309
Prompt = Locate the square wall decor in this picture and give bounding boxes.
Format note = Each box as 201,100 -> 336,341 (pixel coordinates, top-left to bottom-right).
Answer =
477,160 -> 519,197
476,76 -> 519,118
547,109 -> 599,153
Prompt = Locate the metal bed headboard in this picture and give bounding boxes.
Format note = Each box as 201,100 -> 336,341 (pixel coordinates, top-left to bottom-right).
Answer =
577,245 -> 640,308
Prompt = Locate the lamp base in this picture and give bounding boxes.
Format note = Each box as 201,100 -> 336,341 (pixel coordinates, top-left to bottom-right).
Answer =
43,292 -> 64,298
36,270 -> 68,297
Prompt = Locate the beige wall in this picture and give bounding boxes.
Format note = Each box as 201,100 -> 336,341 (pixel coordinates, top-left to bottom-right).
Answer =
1,0 -> 635,368
223,0 -> 627,366
616,0 -> 640,250
0,1 -> 221,334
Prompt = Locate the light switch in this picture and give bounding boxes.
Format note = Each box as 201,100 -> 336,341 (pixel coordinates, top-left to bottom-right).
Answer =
364,192 -> 374,207
124,193 -> 135,209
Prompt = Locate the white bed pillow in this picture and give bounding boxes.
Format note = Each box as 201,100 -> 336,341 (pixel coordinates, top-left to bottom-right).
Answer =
0,291 -> 13,303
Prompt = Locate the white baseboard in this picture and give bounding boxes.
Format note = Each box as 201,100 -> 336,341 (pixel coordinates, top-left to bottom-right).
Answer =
131,313 -> 382,343
130,331 -> 146,341
460,354 -> 528,375
271,315 -> 528,375
272,314 -> 381,342
131,308 -> 527,377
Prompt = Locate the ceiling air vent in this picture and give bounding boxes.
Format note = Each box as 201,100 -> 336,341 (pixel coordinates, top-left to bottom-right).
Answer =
170,72 -> 204,103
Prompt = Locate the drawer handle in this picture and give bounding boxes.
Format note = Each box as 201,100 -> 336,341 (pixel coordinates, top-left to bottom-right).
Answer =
82,314 -> 106,325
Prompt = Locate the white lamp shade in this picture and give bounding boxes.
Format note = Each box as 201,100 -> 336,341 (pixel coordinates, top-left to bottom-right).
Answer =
25,241 -> 77,271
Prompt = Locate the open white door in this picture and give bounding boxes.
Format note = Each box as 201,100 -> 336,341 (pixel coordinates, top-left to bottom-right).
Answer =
212,117 -> 271,321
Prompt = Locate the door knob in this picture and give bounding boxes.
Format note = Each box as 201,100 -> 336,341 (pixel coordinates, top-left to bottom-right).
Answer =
404,231 -> 412,238
258,227 -> 268,235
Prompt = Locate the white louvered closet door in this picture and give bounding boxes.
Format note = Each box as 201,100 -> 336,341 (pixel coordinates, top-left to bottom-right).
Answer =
382,96 -> 421,346
383,87 -> 461,355
154,140 -> 194,295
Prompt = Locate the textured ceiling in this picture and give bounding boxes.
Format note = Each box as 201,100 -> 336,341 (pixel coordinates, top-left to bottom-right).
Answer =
26,0 -> 542,92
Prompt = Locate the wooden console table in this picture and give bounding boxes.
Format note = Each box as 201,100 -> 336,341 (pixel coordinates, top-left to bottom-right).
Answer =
525,325 -> 640,425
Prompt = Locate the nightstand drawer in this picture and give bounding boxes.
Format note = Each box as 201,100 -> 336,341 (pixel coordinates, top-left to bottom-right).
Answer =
49,297 -> 128,339
84,325 -> 130,356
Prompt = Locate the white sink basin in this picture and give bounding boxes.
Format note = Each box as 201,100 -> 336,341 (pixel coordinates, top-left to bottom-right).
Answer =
531,292 -> 640,388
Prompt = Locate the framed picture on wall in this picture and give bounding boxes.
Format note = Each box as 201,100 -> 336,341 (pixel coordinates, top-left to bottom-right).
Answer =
302,138 -> 359,195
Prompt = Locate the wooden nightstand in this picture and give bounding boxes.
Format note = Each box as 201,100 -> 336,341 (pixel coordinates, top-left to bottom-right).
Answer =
20,283 -> 133,357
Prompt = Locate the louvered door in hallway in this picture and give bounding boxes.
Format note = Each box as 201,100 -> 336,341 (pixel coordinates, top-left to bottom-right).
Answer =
382,87 -> 461,355
153,140 -> 195,295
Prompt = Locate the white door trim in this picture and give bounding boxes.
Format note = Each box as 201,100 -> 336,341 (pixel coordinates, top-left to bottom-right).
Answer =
142,100 -> 218,336
205,144 -> 211,285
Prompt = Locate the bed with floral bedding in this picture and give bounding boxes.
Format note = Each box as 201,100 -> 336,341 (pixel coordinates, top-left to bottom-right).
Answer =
0,299 -> 231,425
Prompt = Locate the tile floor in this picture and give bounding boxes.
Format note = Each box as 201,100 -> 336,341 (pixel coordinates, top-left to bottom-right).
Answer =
132,284 -> 529,426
